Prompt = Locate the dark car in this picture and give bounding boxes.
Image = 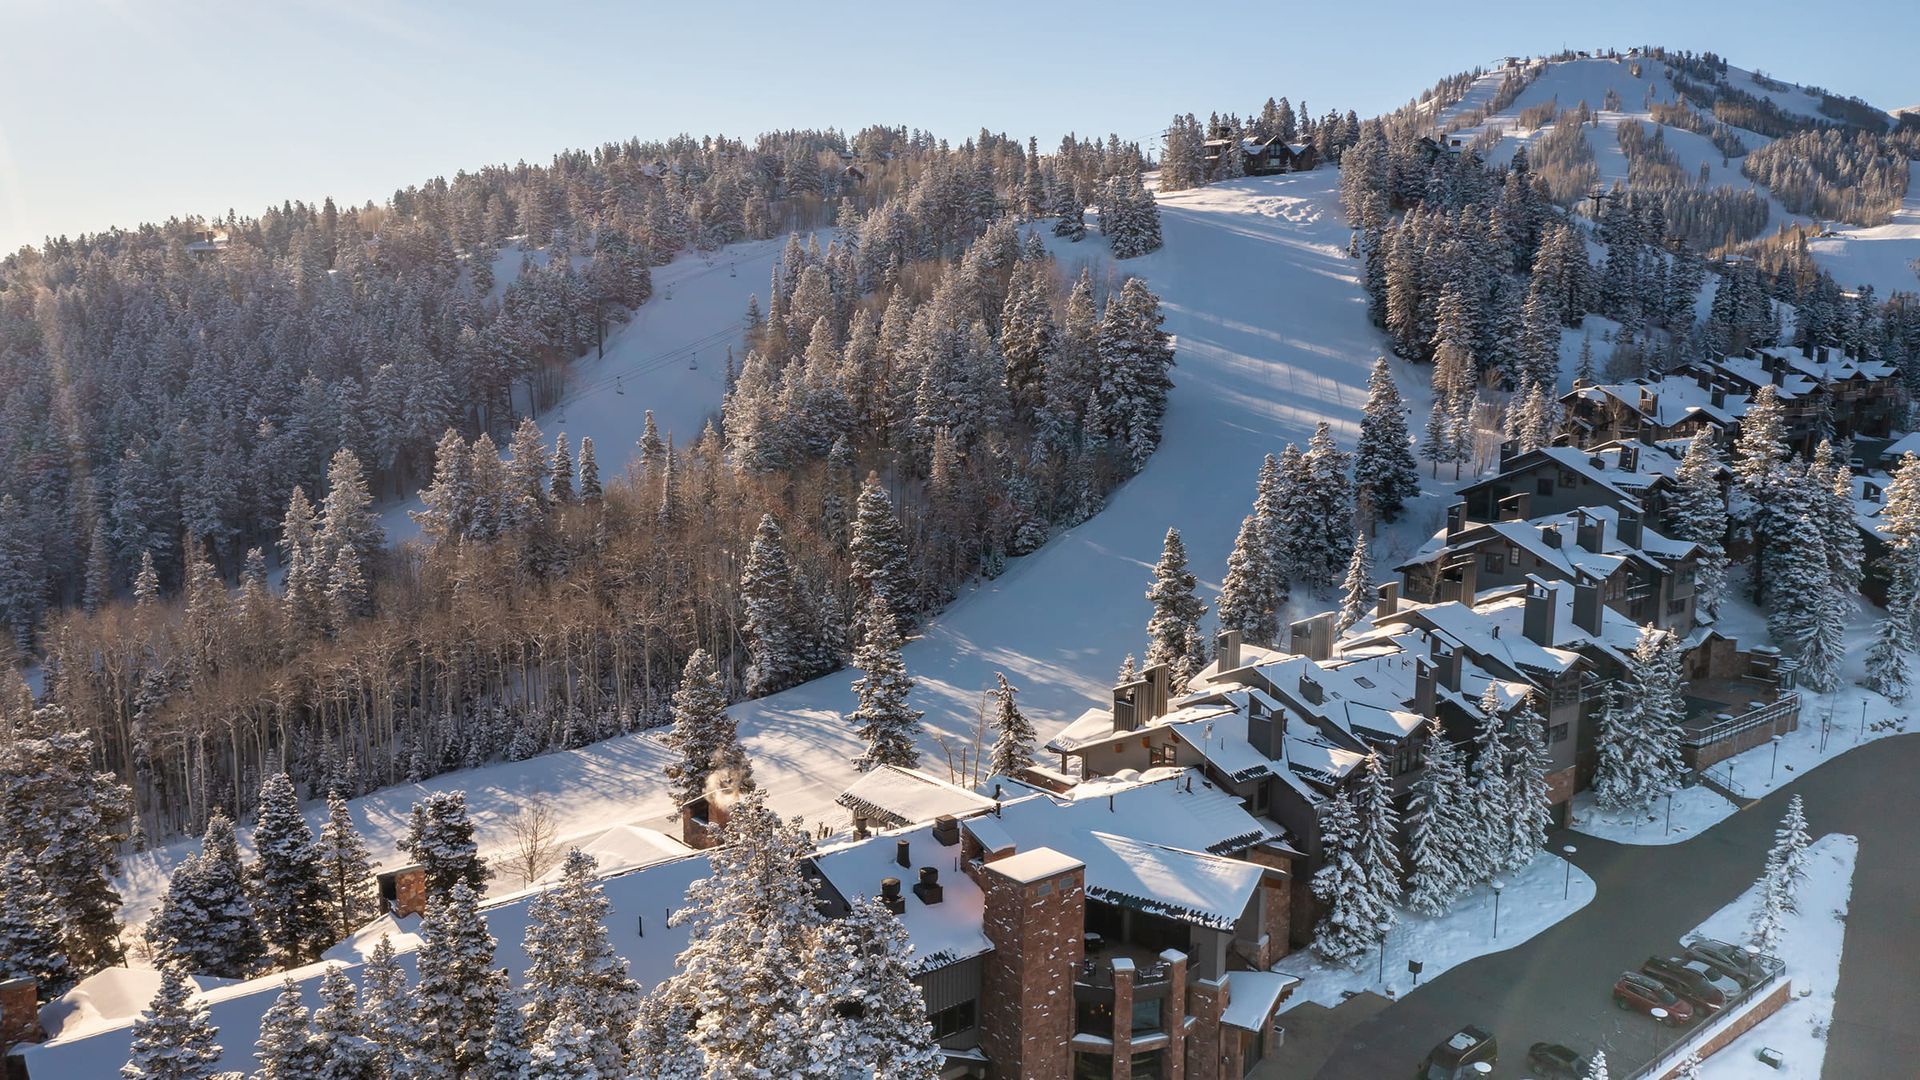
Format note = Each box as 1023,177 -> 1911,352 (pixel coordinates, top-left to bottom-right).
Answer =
1685,937 -> 1766,987
1642,956 -> 1741,1014
1614,971 -> 1695,1025
1526,1042 -> 1592,1079
1417,1025 -> 1498,1079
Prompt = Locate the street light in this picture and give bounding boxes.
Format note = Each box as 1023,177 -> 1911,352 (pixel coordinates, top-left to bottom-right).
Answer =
1562,845 -> 1578,899
1378,920 -> 1392,985
1665,789 -> 1675,836
1770,735 -> 1783,780
1490,879 -> 1506,939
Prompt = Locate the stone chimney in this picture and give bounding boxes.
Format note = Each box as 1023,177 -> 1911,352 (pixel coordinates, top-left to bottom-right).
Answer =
1375,581 -> 1400,619
1216,628 -> 1243,672
1575,510 -> 1606,554
1573,576 -> 1604,635
1522,576 -> 1557,647
377,864 -> 429,919
0,977 -> 43,1049
978,852 -> 1085,1080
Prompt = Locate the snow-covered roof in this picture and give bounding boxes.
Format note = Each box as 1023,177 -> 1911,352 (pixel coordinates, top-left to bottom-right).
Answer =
1076,832 -> 1266,932
1400,504 -> 1696,580
532,824 -> 691,883
834,764 -> 1000,828
976,770 -> 1275,859
983,847 -> 1084,884
1565,376 -> 1749,430
1046,706 -> 1123,753
811,821 -> 993,972
1221,969 -> 1299,1031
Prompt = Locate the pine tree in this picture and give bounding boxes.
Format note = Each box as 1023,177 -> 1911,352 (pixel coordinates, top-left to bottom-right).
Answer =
988,672 -> 1037,777
1311,790 -> 1387,965
413,883 -> 502,1078
664,649 -> 746,806
253,978 -> 319,1080
146,809 -> 265,979
0,712 -> 132,973
0,849 -> 73,998
657,788 -> 822,1077
1865,606 -> 1912,702
1217,513 -> 1281,647
312,964 -> 380,1080
849,591 -> 923,771
522,849 -> 642,1075
740,513 -> 812,697
315,448 -> 384,601
1254,451 -> 1298,598
1669,432 -> 1730,621
1768,794 -> 1813,909
412,430 -> 473,547
316,793 -> 374,939
849,475 -> 913,638
477,977 -> 531,1080
800,898 -> 943,1078
1464,688 -> 1511,884
577,436 -> 602,503
526,1015 -> 602,1080
121,962 -> 222,1080
1590,685 -> 1637,812
361,935 -> 420,1079
401,791 -> 489,901
250,773 -> 334,965
1337,532 -> 1372,634
1144,527 -> 1207,690
1353,358 -> 1421,522
1296,423 -> 1356,590
1770,511 -> 1845,692
1094,277 -> 1175,469
1584,1050 -> 1609,1080
1503,693 -> 1552,871
548,432 -> 575,504
1356,752 -> 1403,914
1406,717 -> 1470,917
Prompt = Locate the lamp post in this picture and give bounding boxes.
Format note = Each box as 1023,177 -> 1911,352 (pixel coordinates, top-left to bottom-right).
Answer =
1562,845 -> 1578,899
1378,921 -> 1392,985
1769,735 -> 1783,780
1490,880 -> 1506,939
1665,790 -> 1674,836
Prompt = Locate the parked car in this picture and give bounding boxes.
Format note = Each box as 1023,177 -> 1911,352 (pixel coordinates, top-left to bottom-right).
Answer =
1417,1025 -> 1498,1079
1642,956 -> 1742,1014
1525,1042 -> 1592,1079
1613,972 -> 1695,1025
1684,937 -> 1766,988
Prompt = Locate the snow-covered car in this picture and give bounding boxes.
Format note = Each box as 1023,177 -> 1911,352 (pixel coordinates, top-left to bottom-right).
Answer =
1642,956 -> 1742,1014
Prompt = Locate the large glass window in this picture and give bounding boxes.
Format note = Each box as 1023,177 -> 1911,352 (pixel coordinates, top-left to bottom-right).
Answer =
1131,996 -> 1163,1035
1074,1052 -> 1114,1079
1130,1049 -> 1167,1079
1075,997 -> 1114,1038
929,999 -> 975,1040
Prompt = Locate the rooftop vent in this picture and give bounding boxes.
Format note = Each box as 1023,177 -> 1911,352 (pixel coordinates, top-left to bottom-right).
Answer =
895,838 -> 911,868
880,877 -> 906,915
931,815 -> 960,847
913,866 -> 945,906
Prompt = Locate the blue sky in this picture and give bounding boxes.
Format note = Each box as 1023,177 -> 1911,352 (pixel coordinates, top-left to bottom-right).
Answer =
2,0 -> 1915,252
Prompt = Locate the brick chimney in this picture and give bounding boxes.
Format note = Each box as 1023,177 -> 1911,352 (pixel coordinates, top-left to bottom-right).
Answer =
978,851 -> 1085,1080
0,977 -> 43,1050
377,864 -> 429,918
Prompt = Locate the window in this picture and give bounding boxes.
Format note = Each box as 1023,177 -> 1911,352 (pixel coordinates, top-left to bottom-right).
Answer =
1551,723 -> 1569,745
1484,552 -> 1505,573
1148,743 -> 1177,768
1509,545 -> 1522,566
1536,478 -> 1554,496
930,1000 -> 975,1039
1074,1052 -> 1115,1079
1131,996 -> 1163,1035
1605,576 -> 1627,601
1129,1050 -> 1167,1080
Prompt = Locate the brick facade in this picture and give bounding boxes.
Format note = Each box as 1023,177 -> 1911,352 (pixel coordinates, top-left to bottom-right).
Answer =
1652,978 -> 1792,1078
0,977 -> 41,1049
978,858 -> 1084,1079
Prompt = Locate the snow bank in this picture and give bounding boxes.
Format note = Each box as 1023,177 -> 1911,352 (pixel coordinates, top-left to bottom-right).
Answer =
1690,834 -> 1857,1079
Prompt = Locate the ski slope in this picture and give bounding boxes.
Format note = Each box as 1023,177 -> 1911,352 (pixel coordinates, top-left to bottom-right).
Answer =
119,169 -> 1425,924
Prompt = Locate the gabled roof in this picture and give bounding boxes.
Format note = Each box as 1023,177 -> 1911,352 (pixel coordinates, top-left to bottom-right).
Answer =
1399,505 -> 1698,581
812,821 -> 993,972
1075,832 -> 1266,932
835,764 -> 1000,828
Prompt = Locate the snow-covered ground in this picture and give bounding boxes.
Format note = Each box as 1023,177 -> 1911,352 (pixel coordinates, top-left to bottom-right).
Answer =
1569,784 -> 1738,847
1808,161 -> 1920,298
1687,834 -> 1858,1079
378,231 -> 814,544
118,169 -> 1441,929
1276,848 -> 1595,1009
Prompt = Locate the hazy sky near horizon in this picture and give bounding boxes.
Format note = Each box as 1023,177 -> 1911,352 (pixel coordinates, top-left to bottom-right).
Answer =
2,0 -> 1915,252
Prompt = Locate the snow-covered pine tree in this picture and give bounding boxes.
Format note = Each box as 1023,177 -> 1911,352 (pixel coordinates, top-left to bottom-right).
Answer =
1310,789 -> 1387,965
1616,626 -> 1689,809
311,964 -> 380,1079
800,897 -> 943,1078
401,791 -> 489,900
146,809 -> 265,979
476,976 -> 531,1080
413,882 -> 502,1078
1748,846 -> 1789,954
577,436 -> 602,504
1356,752 -> 1404,914
1296,423 -> 1357,591
1811,440 -> 1865,599
657,787 -> 822,1076
315,792 -> 374,940
525,1013 -> 603,1080
315,448 -> 384,607
988,672 -> 1037,778
1584,1050 -> 1609,1080
250,772 -> 334,966
1051,181 -> 1088,241
253,978 -> 319,1080
1144,527 -> 1207,690
1095,277 -> 1176,470
1255,450 -> 1301,595
1405,717 -> 1470,917
1353,358 -> 1421,523
0,849 -> 73,999
1337,532 -> 1372,635
1503,693 -> 1552,871
630,988 -> 703,1080
664,649 -> 740,805
850,474 -> 914,640
412,430 -> 473,547
1865,606 -> 1912,702
0,710 -> 132,974
521,849 -> 642,1075
548,433 -> 575,504
1769,794 -> 1813,910
1590,685 -> 1638,812
1464,684 -> 1510,884
1217,513 -> 1281,647
361,935 -> 419,1078
1769,511 -> 1845,692
121,961 -> 223,1080
849,591 -> 923,771
740,513 -> 813,697
1735,385 -> 1793,597
1669,432 -> 1731,621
